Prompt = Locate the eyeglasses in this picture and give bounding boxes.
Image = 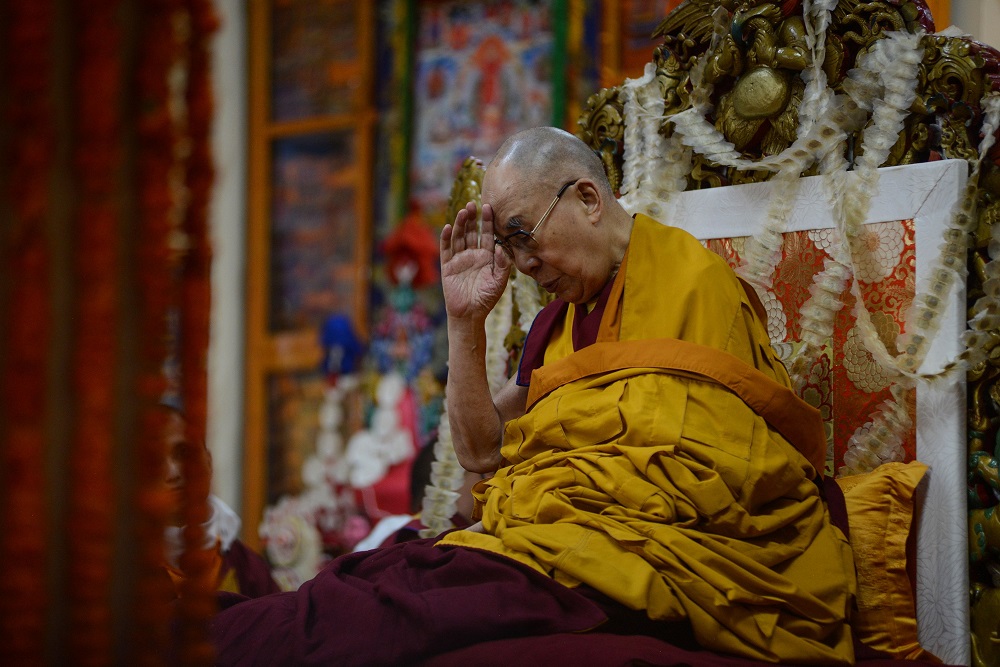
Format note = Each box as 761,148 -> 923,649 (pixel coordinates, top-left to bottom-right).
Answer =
494,179 -> 578,260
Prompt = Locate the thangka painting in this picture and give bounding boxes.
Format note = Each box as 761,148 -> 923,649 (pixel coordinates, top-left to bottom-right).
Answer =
410,0 -> 558,217
270,0 -> 362,122
269,132 -> 360,331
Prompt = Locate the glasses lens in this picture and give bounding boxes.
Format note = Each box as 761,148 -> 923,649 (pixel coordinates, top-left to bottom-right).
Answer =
508,232 -> 536,255
495,237 -> 514,259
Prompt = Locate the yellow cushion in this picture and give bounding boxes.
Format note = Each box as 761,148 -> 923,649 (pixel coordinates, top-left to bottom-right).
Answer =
836,461 -> 939,662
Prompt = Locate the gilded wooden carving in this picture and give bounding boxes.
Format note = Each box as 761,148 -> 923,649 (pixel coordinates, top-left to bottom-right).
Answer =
445,156 -> 485,226
577,87 -> 626,193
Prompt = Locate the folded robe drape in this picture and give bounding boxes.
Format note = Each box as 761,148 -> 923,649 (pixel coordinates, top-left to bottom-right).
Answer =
440,214 -> 856,664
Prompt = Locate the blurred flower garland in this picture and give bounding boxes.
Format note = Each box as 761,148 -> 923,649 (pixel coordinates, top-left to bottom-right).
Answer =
175,0 -> 219,664
67,0 -> 121,662
0,1 -> 219,661
132,0 -> 186,663
0,3 -> 54,663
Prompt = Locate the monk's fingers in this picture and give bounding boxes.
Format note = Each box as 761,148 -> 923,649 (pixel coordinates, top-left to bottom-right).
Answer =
480,203 -> 496,249
450,205 -> 472,253
463,201 -> 480,249
493,238 -> 511,272
440,223 -> 454,263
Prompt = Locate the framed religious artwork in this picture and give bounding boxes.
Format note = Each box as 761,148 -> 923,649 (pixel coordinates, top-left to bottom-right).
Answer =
409,0 -> 563,218
407,0 -> 604,221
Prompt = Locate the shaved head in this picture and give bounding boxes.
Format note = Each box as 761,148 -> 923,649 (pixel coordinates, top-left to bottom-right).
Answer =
479,126 -> 634,306
488,127 -> 614,200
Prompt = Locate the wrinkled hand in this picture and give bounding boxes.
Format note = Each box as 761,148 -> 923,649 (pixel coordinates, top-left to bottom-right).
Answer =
440,201 -> 511,322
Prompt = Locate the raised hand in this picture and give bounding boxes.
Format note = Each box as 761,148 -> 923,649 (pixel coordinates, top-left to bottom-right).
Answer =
440,201 -> 511,322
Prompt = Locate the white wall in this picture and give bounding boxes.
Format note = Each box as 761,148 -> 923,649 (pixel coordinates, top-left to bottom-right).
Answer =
207,0 -> 247,514
951,0 -> 1000,46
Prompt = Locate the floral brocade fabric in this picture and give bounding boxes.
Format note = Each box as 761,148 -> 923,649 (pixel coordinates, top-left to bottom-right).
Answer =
706,219 -> 917,476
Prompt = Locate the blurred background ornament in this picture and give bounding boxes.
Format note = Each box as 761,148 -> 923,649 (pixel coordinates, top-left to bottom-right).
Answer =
320,313 -> 365,377
382,201 -> 440,289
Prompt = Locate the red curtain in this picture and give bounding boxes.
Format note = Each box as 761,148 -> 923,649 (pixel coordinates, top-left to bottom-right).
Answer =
0,1 -> 218,664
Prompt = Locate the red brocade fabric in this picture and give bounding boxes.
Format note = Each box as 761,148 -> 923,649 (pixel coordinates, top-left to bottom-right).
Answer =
706,220 -> 918,475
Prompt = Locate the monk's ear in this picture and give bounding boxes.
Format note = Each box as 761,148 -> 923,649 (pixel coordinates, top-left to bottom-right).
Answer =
576,179 -> 601,222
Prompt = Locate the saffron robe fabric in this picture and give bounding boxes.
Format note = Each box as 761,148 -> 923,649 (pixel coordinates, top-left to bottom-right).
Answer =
440,214 -> 856,664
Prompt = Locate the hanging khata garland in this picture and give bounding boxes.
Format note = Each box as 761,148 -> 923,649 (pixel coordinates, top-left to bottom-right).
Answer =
0,3 -> 54,663
66,0 -> 121,662
617,0 -> 1000,475
175,1 -> 219,664
419,403 -> 464,538
132,0 -> 186,663
484,277 -> 514,396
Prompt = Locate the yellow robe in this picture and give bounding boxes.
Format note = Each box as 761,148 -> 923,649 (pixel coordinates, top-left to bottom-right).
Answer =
440,214 -> 856,664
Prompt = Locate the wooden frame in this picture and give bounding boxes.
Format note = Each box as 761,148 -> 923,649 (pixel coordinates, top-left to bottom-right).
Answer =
243,1 -> 376,549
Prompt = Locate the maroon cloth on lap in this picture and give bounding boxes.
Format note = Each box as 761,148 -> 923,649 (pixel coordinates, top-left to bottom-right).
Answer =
423,633 -> 780,667
222,538 -> 281,598
211,538 -> 607,667
212,537 -> 962,667
376,513 -> 473,549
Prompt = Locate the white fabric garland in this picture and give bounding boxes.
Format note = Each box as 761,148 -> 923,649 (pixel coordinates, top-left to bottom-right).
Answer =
484,281 -> 514,394
838,384 -> 912,475
419,400 -> 463,538
617,20 -> 1000,475
958,94 -> 1000,367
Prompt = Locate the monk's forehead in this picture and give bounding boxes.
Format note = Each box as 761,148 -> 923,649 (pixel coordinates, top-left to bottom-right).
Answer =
484,162 -> 537,221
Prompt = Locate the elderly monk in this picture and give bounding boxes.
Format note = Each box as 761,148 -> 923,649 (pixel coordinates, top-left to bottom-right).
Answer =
211,127 -> 856,666
437,126 -> 855,664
